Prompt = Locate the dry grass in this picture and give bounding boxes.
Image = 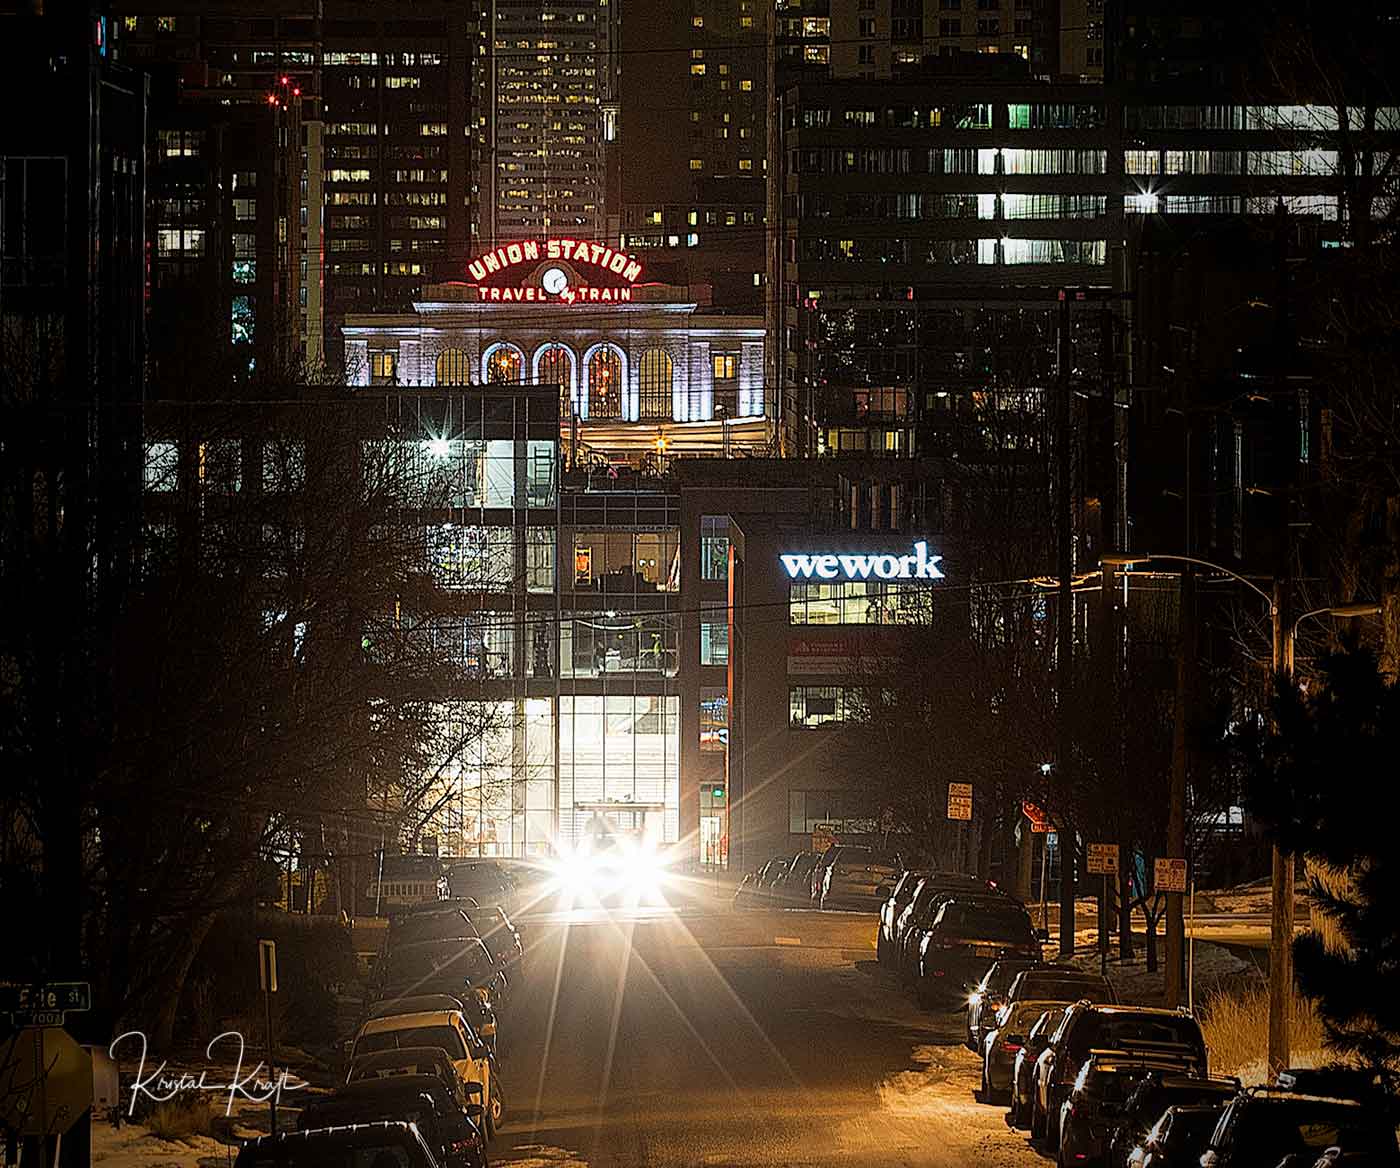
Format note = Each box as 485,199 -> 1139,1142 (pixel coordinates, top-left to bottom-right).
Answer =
144,1092 -> 214,1143
1199,983 -> 1325,1079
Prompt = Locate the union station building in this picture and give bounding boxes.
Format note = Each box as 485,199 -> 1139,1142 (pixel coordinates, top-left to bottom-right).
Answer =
343,238 -> 769,461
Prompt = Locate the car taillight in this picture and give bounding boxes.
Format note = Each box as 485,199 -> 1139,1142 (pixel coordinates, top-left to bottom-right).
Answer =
1002,1041 -> 1022,1053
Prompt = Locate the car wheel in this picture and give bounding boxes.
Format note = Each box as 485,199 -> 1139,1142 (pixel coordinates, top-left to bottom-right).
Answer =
485,1077 -> 502,1139
1007,1092 -> 1022,1128
1030,1098 -> 1045,1141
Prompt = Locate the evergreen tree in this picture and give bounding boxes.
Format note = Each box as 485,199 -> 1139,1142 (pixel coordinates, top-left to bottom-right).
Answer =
1237,645 -> 1400,1076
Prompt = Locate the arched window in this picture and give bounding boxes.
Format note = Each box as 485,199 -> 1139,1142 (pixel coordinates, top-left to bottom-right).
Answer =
638,349 -> 673,420
587,346 -> 623,419
436,348 -> 471,386
484,343 -> 524,384
536,344 -> 575,417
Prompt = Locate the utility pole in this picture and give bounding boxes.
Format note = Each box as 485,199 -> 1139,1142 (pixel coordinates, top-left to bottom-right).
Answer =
1056,289 -> 1077,958
1165,566 -> 1194,1007
1268,577 -> 1295,1074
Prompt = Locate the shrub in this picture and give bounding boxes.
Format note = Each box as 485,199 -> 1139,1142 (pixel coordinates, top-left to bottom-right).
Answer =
1199,984 -> 1324,1078
142,1091 -> 213,1143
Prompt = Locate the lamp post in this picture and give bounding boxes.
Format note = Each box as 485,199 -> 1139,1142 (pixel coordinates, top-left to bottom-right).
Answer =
1100,551 -> 1377,1075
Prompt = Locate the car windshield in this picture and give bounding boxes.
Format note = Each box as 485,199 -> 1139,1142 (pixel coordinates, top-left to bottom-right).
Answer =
1234,1100 -> 1394,1160
242,1139 -> 422,1168
385,943 -> 493,985
935,904 -> 1032,941
982,961 -> 1035,994
1165,1109 -> 1224,1148
357,1025 -> 466,1059
1015,972 -> 1112,1002
1069,1013 -> 1204,1062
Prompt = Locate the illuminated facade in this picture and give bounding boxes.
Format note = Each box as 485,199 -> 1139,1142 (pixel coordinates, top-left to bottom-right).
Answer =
342,240 -> 770,462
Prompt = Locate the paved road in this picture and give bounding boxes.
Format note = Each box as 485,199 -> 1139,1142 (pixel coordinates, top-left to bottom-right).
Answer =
492,906 -> 1031,1168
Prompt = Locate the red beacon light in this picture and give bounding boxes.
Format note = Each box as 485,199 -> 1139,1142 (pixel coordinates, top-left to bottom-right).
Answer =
280,75 -> 289,86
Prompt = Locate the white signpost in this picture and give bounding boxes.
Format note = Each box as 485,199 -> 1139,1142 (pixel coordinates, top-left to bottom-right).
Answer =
946,783 -> 973,821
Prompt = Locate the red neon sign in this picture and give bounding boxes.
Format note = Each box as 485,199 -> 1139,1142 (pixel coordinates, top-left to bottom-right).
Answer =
466,239 -> 643,284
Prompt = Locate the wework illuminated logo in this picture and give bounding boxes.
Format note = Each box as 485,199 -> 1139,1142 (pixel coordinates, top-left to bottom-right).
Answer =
780,541 -> 945,581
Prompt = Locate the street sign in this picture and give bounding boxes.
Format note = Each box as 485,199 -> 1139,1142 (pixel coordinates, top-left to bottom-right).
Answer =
1086,843 -> 1119,876
947,782 -> 973,821
1155,857 -> 1188,893
811,824 -> 837,853
0,982 -> 92,1029
0,1026 -> 94,1137
258,939 -> 278,993
1023,801 -> 1053,833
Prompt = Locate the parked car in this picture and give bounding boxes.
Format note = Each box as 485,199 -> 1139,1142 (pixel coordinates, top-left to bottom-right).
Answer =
345,1044 -> 461,1087
893,876 -> 1004,977
912,896 -> 1042,1008
877,869 -> 927,964
1005,966 -> 1118,1011
818,847 -> 901,910
1123,1104 -> 1230,1168
1010,1006 -> 1068,1128
236,1122 -> 440,1168
1057,1053 -> 1210,1168
965,957 -> 1042,1053
347,1009 -> 500,1138
1107,1073 -> 1239,1168
299,1075 -> 487,1168
1199,1090 -> 1400,1168
808,847 -> 844,904
444,858 -> 520,911
982,999 -> 1065,1105
365,991 -> 498,1056
376,937 -> 505,1014
770,852 -> 820,905
734,856 -> 790,909
1032,1004 -> 1207,1150
386,906 -> 482,952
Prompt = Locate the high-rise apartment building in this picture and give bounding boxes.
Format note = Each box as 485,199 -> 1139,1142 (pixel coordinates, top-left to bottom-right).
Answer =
322,5 -> 475,368
475,0 -> 620,249
616,0 -> 767,309
112,0 -> 476,377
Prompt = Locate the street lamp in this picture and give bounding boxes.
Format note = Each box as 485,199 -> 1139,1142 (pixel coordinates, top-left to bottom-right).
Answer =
1100,552 -> 1378,1075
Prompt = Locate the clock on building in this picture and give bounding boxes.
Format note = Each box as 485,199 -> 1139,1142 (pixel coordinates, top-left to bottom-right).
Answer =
541,266 -> 570,294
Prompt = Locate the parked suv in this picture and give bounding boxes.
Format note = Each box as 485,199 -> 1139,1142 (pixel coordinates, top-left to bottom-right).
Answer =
1010,1006 -> 1068,1128
1032,1004 -> 1206,1149
819,847 -> 901,910
1199,1090 -> 1400,1168
965,957 -> 1043,1053
1057,1053 -> 1208,1168
877,869 -> 927,964
1107,1073 -> 1239,1168
893,876 -> 1004,977
913,896 -> 1041,1008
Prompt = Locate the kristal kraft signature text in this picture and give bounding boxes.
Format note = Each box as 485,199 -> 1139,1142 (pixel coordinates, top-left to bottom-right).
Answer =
110,1031 -> 306,1116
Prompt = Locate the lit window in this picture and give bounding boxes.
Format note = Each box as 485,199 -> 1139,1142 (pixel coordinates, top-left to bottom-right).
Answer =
639,349 -> 673,419
701,516 -> 730,581
740,79 -> 753,91
692,14 -> 703,26
689,158 -> 703,170
700,607 -> 729,666
691,63 -> 706,75
369,349 -> 398,382
587,347 -> 623,419
738,158 -> 753,171
712,353 -> 737,380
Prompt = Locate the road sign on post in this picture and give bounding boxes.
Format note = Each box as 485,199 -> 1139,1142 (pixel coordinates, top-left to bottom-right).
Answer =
1087,844 -> 1119,977
1086,843 -> 1119,875
1022,802 -> 1053,833
258,940 -> 278,1137
0,982 -> 92,1030
811,824 -> 837,854
1155,857 -> 1188,893
0,1026 -> 94,1138
947,783 -> 973,821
